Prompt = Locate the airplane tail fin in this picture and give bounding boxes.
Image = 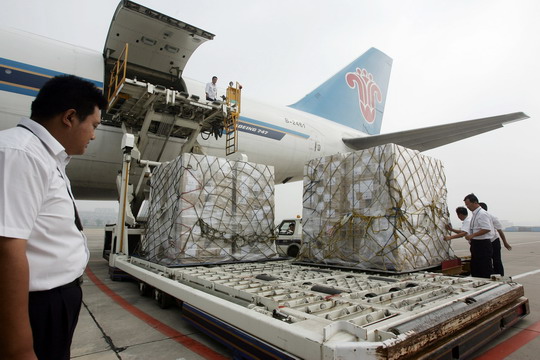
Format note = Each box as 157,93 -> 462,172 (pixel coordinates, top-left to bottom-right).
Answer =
289,48 -> 392,135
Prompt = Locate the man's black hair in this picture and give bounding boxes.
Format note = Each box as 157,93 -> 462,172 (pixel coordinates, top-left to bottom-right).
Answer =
31,75 -> 107,122
479,202 -> 488,211
463,193 -> 479,203
456,207 -> 468,216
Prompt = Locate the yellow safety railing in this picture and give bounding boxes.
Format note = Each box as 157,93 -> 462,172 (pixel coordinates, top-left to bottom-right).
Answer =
107,43 -> 129,111
224,82 -> 242,156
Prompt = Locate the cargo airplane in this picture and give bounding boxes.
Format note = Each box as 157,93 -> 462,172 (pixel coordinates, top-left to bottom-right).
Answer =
0,0 -> 529,202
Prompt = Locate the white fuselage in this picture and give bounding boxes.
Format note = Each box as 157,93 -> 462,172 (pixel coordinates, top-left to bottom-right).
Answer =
0,28 -> 365,199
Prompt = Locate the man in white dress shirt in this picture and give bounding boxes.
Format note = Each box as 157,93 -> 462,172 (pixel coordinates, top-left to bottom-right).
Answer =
463,193 -> 495,278
0,75 -> 107,360
205,75 -> 218,101
479,202 -> 512,276
445,206 -> 471,241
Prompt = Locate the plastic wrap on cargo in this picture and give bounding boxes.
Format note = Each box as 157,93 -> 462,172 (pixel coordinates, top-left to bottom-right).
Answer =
300,144 -> 454,273
139,153 -> 277,265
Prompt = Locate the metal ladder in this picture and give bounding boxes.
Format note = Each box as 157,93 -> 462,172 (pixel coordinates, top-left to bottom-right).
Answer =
225,82 -> 242,156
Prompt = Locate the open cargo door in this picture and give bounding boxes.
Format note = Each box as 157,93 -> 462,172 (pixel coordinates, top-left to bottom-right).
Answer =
103,0 -> 214,91
100,0 -> 225,154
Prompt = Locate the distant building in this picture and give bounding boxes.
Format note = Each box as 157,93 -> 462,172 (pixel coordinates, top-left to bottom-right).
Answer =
505,226 -> 540,232
499,219 -> 513,229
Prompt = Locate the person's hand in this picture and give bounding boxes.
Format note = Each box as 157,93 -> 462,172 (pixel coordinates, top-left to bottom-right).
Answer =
465,234 -> 472,241
444,235 -> 451,241
445,224 -> 452,231
504,243 -> 512,251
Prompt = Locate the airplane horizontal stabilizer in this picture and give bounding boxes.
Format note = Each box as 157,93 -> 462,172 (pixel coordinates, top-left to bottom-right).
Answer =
342,112 -> 530,152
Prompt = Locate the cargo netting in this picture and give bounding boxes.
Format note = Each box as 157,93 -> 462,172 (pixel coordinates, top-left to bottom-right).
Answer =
138,153 -> 277,265
300,144 -> 454,273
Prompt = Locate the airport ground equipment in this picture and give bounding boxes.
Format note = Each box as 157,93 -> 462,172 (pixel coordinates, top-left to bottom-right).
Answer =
101,3 -> 529,358
111,255 -> 527,360
224,82 -> 242,156
105,42 -> 241,162
105,138 -> 529,360
275,217 -> 303,258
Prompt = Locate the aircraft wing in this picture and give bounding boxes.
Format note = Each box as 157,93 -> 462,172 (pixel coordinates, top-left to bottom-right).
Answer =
342,112 -> 529,152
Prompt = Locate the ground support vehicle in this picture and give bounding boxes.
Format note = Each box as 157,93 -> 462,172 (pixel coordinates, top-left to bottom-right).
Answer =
275,218 -> 303,258
105,136 -> 529,359
109,252 -> 528,359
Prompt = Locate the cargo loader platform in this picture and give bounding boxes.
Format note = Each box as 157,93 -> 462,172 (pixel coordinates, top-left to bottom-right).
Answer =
113,255 -> 529,360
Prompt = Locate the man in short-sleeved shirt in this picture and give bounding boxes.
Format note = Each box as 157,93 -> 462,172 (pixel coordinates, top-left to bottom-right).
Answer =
445,207 -> 470,241
464,194 -> 494,278
205,75 -> 218,101
0,75 -> 107,360
479,202 -> 512,276
1,117 -> 89,289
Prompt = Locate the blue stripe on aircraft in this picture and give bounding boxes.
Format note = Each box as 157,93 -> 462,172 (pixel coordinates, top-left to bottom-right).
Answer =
237,121 -> 285,140
0,59 -> 308,142
1,57 -> 65,78
239,116 -> 309,140
0,82 -> 40,97
0,68 -> 49,96
0,58 -> 103,96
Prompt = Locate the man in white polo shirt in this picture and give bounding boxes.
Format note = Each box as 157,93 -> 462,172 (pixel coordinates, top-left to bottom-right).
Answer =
479,202 -> 512,276
0,75 -> 107,359
463,193 -> 495,278
445,206 -> 471,241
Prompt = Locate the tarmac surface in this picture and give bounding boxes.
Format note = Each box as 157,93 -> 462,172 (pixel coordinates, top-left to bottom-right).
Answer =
72,229 -> 540,359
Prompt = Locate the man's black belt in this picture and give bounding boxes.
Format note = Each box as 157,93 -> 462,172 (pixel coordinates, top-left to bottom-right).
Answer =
30,276 -> 83,293
57,275 -> 84,290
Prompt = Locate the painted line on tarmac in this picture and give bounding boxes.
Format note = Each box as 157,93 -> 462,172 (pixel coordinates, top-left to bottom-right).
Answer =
85,267 -> 228,360
509,240 -> 540,246
474,319 -> 540,360
512,269 -> 540,280
454,239 -> 540,253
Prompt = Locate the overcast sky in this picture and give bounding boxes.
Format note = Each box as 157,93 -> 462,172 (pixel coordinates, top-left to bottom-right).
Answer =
2,0 -> 539,226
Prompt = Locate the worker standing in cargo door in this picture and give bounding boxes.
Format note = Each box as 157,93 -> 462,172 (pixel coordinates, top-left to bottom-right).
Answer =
0,75 -> 107,360
463,194 -> 495,278
479,202 -> 512,276
444,207 -> 471,241
205,75 -> 218,101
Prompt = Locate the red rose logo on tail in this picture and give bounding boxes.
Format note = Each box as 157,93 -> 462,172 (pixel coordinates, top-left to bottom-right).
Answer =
345,68 -> 382,124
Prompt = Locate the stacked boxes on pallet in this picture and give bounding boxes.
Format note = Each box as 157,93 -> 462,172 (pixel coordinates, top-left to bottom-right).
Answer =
300,143 -> 454,272
141,153 -> 276,265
